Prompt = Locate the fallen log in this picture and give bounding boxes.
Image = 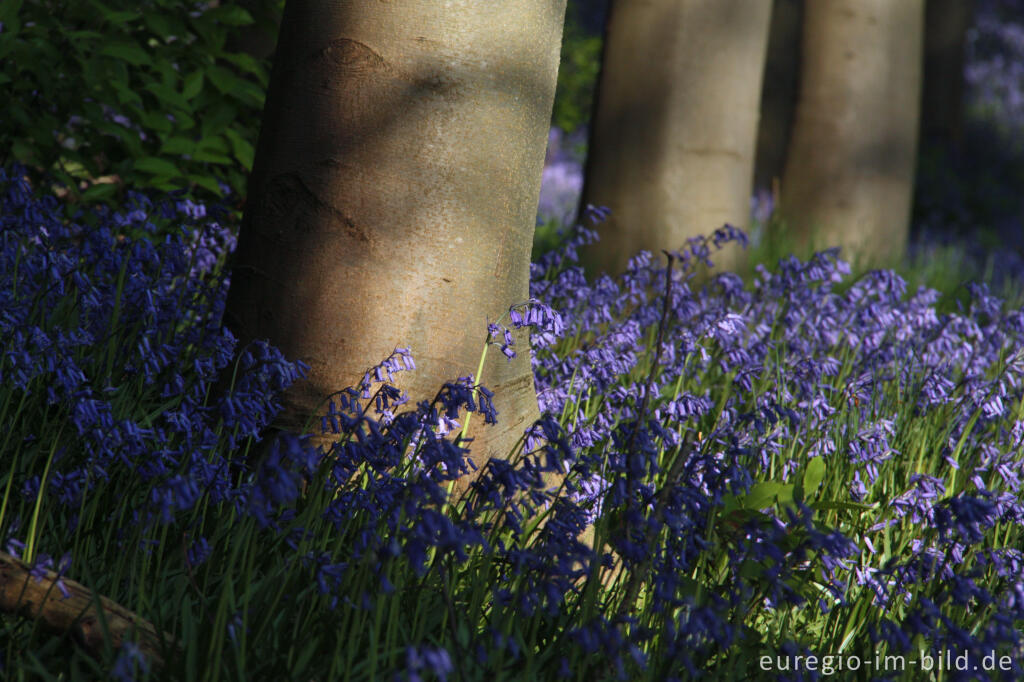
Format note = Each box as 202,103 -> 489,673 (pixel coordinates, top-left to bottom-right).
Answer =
0,551 -> 176,670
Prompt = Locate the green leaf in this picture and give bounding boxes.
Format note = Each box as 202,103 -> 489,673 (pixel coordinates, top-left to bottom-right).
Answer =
224,128 -> 255,169
133,156 -> 181,178
717,507 -> 772,536
100,41 -> 151,67
182,71 -> 204,100
219,51 -> 265,77
102,11 -> 141,26
87,0 -> 137,26
742,481 -> 794,510
144,82 -> 188,111
794,457 -> 826,504
205,64 -> 246,95
197,135 -> 230,155
191,150 -> 233,165
0,0 -> 23,23
146,177 -> 181,192
80,183 -> 120,202
200,104 -> 238,139
738,559 -> 767,582
143,13 -> 173,40
0,37 -> 16,63
110,80 -> 144,108
159,137 -> 197,156
67,30 -> 104,43
189,174 -> 225,196
136,109 -> 174,135
205,6 -> 255,26
172,110 -> 197,132
802,457 -> 826,498
11,139 -> 34,163
232,79 -> 266,108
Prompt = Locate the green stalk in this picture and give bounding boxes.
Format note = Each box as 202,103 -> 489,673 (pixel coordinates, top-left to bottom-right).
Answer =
24,424 -> 64,565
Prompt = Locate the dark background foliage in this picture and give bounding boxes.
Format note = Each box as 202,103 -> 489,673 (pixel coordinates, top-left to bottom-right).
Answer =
0,0 -> 279,206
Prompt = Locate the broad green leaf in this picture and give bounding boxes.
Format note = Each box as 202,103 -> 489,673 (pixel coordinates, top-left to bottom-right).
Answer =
100,41 -> 151,67
197,135 -> 230,154
0,37 -> 16,63
738,560 -> 766,582
80,183 -> 119,202
146,177 -> 180,192
802,457 -> 826,497
134,156 -> 181,178
110,81 -> 144,108
11,139 -> 34,162
794,456 -> 826,504
205,64 -> 246,95
155,58 -> 178,88
205,6 -> 255,26
144,82 -> 188,111
718,507 -> 772,534
200,104 -> 238,138
230,79 -> 265,108
182,71 -> 204,100
87,0 -> 138,26
144,13 -> 172,40
220,51 -> 265,77
189,174 -> 224,196
67,30 -> 104,43
192,150 -> 233,165
741,481 -> 794,510
159,137 -> 197,156
136,109 -> 174,134
172,110 -> 196,132
102,11 -> 140,26
0,0 -> 23,23
224,128 -> 255,168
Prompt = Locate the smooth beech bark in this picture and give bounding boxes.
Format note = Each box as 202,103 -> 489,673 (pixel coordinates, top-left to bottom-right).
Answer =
223,1 -> 566,491
777,0 -> 924,267
579,0 -> 772,277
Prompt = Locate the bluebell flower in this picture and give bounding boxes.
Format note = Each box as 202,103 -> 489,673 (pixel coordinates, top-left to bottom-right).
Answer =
110,641 -> 150,682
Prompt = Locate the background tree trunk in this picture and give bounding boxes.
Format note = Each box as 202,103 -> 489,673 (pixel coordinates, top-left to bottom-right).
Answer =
578,0 -> 772,277
223,0 -> 566,489
753,0 -> 803,196
921,0 -> 973,150
776,0 -> 924,267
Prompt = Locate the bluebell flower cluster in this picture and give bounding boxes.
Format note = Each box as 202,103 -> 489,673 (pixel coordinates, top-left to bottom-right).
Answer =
0,164 -> 309,537
5,164 -> 1024,679
522,208 -> 1024,674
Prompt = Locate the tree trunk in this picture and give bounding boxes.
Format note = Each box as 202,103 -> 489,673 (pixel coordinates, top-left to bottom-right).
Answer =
223,1 -> 566,491
776,0 -> 924,267
578,0 -> 772,277
922,0 -> 973,149
753,0 -> 803,195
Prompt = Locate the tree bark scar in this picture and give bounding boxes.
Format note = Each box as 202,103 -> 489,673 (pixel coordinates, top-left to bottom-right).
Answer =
308,38 -> 390,84
255,172 -> 371,244
301,36 -> 460,101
